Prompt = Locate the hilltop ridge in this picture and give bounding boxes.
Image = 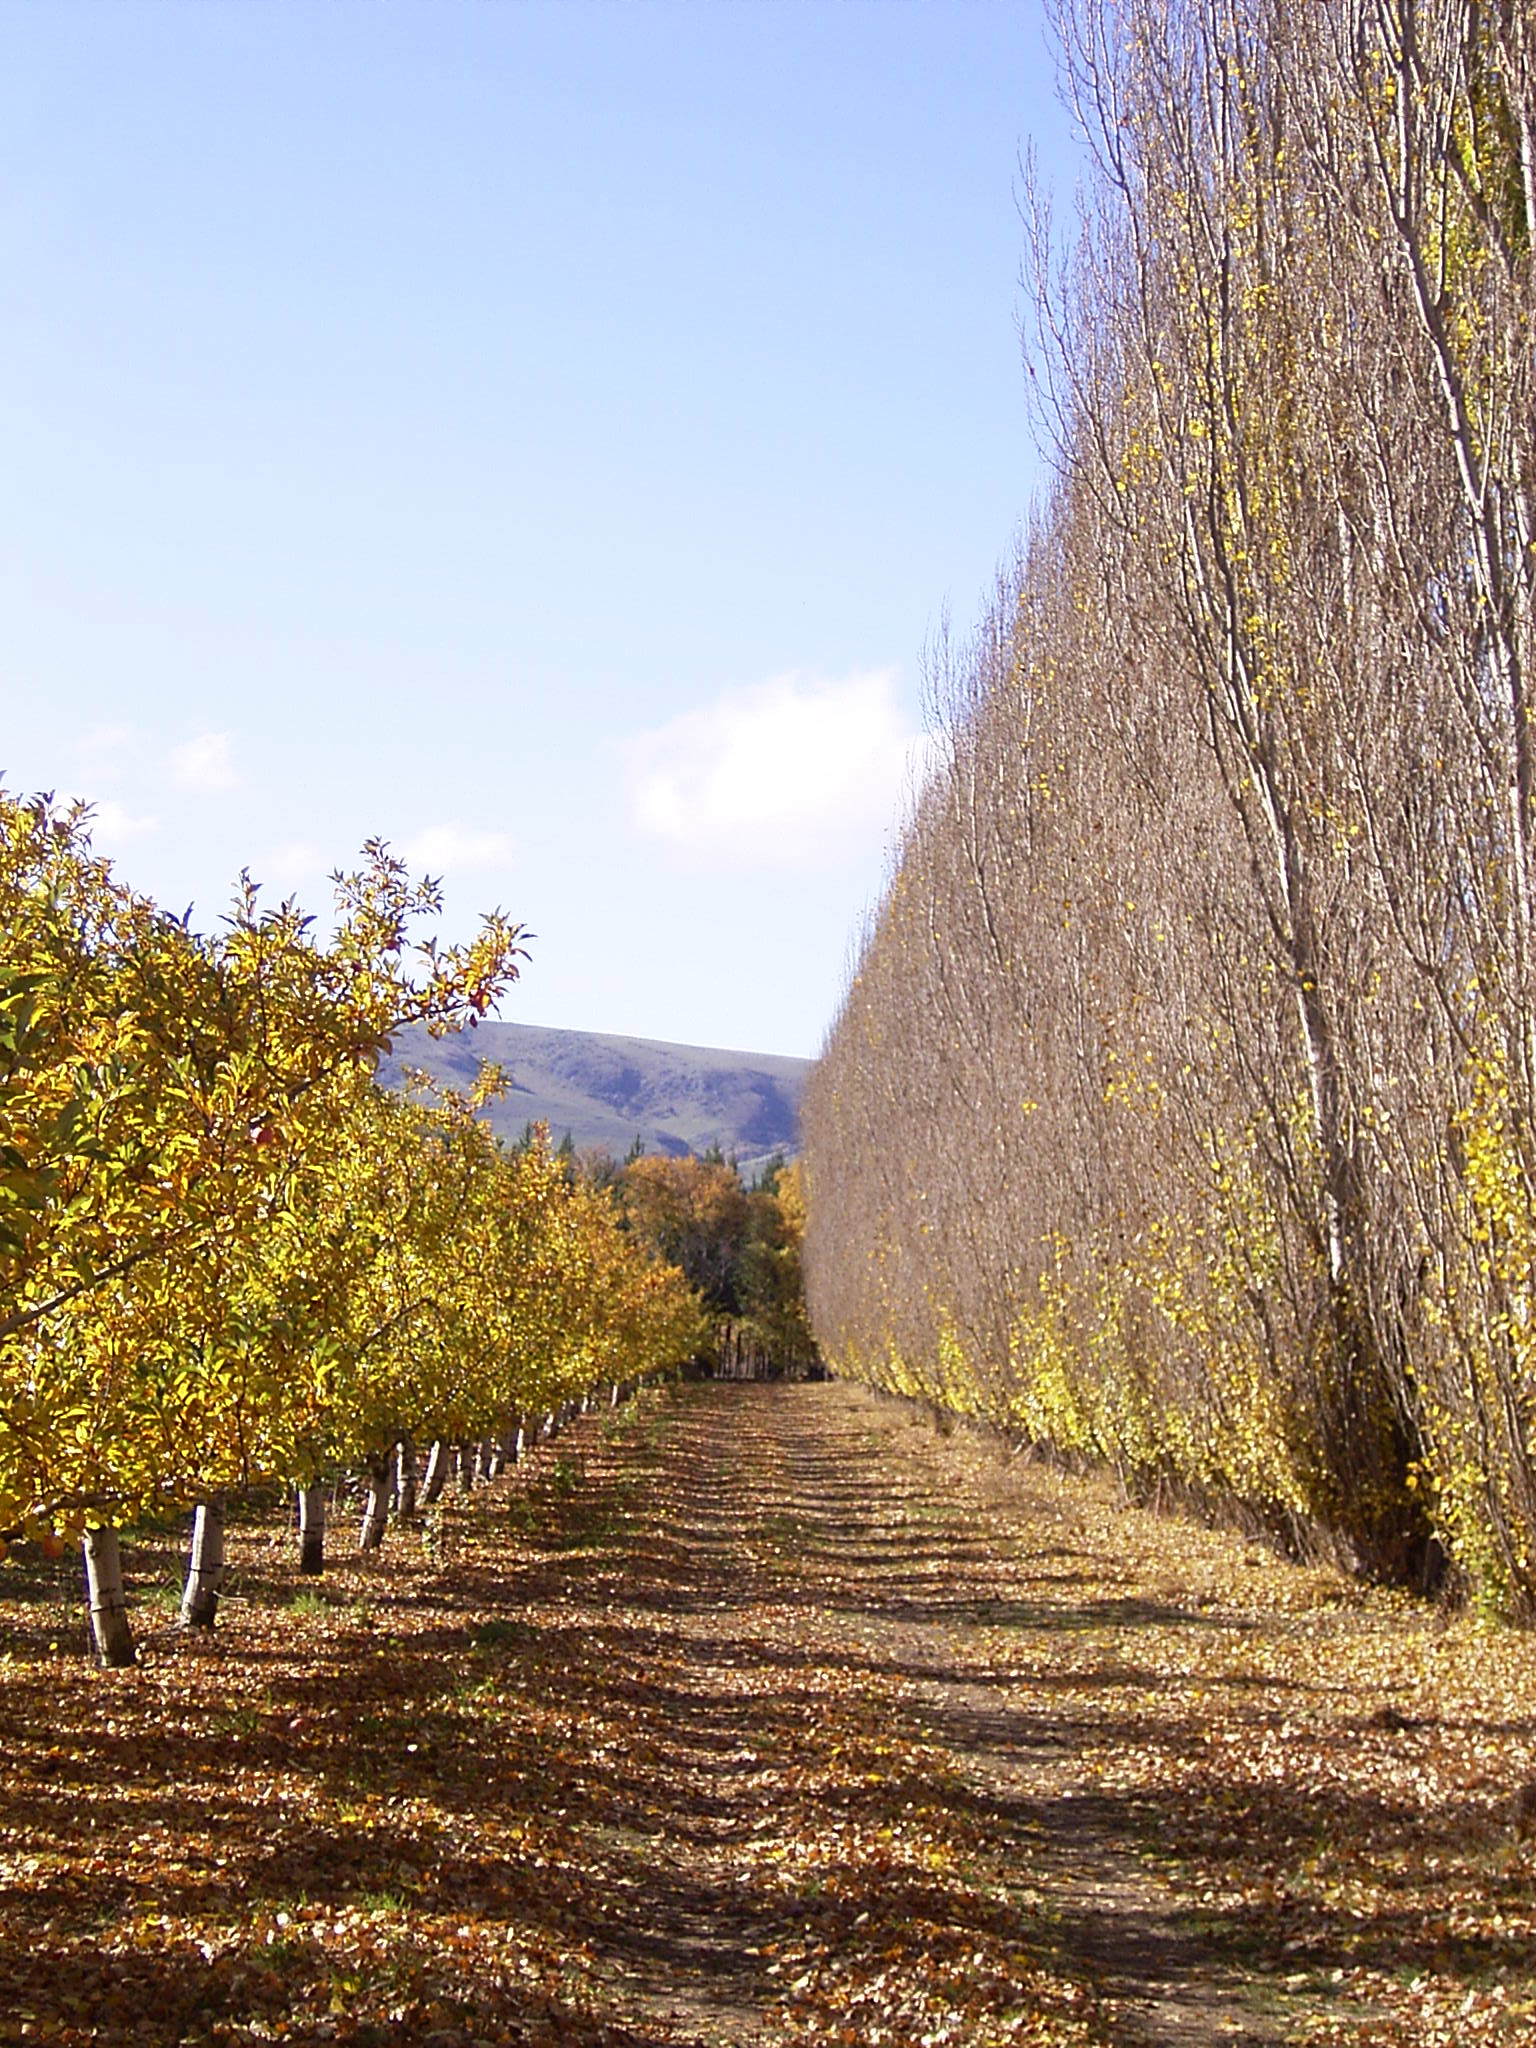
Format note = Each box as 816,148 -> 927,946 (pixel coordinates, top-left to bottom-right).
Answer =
380,1020 -> 809,1178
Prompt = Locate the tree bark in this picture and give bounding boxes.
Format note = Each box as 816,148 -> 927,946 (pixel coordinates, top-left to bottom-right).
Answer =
420,1439 -> 447,1505
179,1500 -> 225,1628
456,1442 -> 474,1493
83,1526 -> 135,1666
359,1458 -> 390,1549
395,1437 -> 418,1523
298,1483 -> 326,1575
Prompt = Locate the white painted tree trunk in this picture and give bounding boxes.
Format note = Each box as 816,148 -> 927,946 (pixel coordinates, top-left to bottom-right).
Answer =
358,1459 -> 390,1549
179,1500 -> 225,1628
420,1439 -> 447,1505
298,1483 -> 326,1575
83,1527 -> 135,1666
395,1438 -> 418,1522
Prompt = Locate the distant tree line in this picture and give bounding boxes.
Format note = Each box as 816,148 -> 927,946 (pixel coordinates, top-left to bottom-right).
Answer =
507,1127 -> 819,1377
618,1151 -> 819,1380
803,0 -> 1536,1609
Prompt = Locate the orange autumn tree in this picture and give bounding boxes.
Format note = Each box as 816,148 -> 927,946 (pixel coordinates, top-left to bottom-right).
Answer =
620,1151 -> 817,1376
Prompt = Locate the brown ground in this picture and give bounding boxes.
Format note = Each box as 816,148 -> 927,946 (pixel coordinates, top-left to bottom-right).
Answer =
2,1381 -> 1535,2047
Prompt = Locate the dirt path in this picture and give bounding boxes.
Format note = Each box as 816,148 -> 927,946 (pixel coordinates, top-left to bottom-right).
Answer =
553,1382 -> 1287,2046
3,1380 -> 1536,2048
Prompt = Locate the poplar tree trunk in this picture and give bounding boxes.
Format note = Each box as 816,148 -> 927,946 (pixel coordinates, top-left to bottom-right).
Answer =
456,1442 -> 474,1493
395,1437 -> 418,1523
83,1527 -> 135,1666
359,1458 -> 390,1549
420,1439 -> 447,1505
486,1435 -> 504,1481
298,1483 -> 326,1575
179,1500 -> 225,1628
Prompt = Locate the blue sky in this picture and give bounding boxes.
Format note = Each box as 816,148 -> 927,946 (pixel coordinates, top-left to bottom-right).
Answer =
1,1 -> 1078,1058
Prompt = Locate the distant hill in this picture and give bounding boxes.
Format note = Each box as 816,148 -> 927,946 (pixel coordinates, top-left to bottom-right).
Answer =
379,1021 -> 810,1180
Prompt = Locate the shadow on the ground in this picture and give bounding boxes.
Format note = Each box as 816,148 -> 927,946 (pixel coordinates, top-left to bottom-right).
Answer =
1,1384 -> 1532,2048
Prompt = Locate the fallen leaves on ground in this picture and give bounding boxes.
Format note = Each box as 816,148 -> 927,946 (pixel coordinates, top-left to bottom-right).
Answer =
2,1383 -> 1535,2046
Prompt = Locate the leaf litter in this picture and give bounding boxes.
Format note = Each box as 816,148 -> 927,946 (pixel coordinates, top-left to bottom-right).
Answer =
2,1381 -> 1535,2046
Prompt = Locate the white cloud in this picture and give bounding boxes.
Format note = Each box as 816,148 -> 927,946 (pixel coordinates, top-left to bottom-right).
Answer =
169,730 -> 239,793
624,670 -> 929,870
68,723 -> 139,787
262,840 -> 327,892
401,823 -> 516,874
79,722 -> 136,758
78,797 -> 159,842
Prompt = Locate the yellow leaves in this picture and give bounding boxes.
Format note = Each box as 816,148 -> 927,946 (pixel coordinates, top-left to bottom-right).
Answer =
0,791 -> 692,1530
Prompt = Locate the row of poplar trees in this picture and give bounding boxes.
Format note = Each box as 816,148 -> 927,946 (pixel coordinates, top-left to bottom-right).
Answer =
1,791 -> 707,1661
803,0 -> 1536,1610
